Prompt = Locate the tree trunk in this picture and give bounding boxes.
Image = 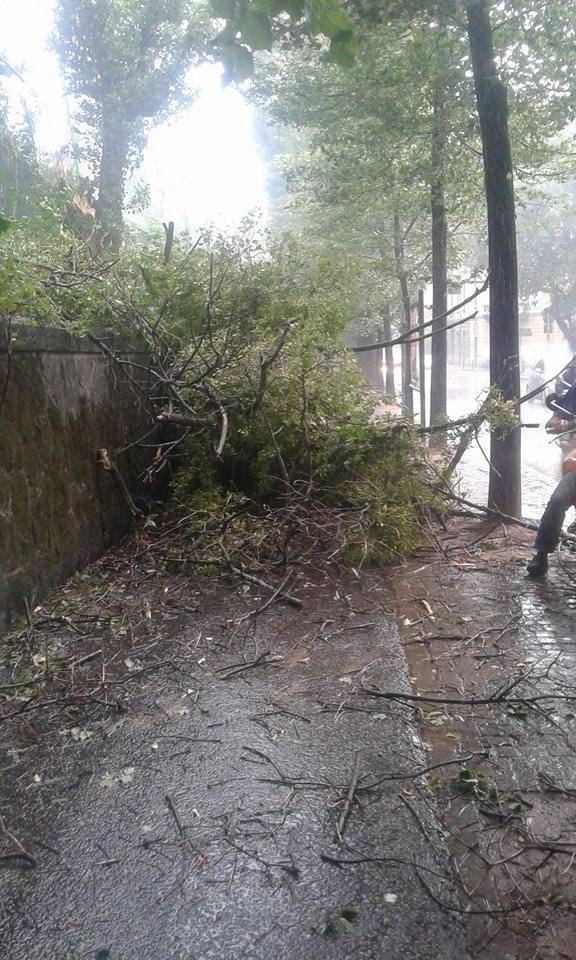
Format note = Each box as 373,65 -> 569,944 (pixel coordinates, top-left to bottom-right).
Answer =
418,288 -> 427,429
429,86 -> 448,445
356,330 -> 384,391
95,115 -> 130,253
382,302 -> 396,396
467,0 -> 521,516
370,328 -> 385,392
393,213 -> 413,418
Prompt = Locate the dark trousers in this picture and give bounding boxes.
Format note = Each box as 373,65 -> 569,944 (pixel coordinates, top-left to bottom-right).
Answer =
535,472 -> 576,554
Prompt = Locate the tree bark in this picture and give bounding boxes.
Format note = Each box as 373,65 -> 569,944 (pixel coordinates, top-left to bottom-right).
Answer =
418,288 -> 427,429
382,302 -> 396,396
393,213 -> 413,418
467,0 -> 521,516
95,114 -> 130,253
429,86 -> 448,445
355,328 -> 384,391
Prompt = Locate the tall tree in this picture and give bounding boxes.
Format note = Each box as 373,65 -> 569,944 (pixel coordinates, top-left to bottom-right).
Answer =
53,0 -> 213,250
428,23 -> 449,441
251,20 -> 478,418
467,0 -> 521,516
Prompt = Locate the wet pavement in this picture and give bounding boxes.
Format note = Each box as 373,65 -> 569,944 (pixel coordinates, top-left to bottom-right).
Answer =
448,365 -> 565,520
3,366 -> 576,959
0,545 -> 469,960
391,520 -> 576,959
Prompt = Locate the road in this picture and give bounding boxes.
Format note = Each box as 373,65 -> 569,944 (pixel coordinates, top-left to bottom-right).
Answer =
447,364 -> 565,520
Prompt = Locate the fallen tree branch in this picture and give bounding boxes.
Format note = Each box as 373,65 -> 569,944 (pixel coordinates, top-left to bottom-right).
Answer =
170,553 -> 304,609
226,561 -> 303,609
217,650 -> 283,680
360,676 -> 573,707
438,487 -> 576,545
353,311 -> 478,353
98,448 -> 142,524
353,276 -> 489,353
156,411 -> 216,427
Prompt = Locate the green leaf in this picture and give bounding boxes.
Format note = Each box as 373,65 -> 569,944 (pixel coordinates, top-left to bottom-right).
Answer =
239,9 -> 273,50
326,29 -> 358,67
281,0 -> 306,15
309,6 -> 353,38
0,216 -> 13,235
252,0 -> 288,13
221,42 -> 255,82
211,0 -> 237,16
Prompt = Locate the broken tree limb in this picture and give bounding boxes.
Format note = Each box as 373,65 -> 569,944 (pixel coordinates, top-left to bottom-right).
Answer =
353,311 -> 478,353
98,448 -> 142,524
353,275 -> 488,353
171,553 -> 304,609
156,411 -> 216,427
360,677 -> 574,707
227,562 -> 303,609
234,573 -> 296,623
214,406 -> 228,458
437,487 -> 576,545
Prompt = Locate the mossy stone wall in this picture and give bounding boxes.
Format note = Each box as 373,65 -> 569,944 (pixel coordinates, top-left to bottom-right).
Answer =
0,321 -> 150,626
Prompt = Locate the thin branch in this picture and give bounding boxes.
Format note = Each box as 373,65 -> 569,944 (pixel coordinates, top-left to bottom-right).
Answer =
353,276 -> 489,353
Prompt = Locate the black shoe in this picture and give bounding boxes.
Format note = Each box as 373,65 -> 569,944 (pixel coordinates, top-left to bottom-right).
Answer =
527,552 -> 548,577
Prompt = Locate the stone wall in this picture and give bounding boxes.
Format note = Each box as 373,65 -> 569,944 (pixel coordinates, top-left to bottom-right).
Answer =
0,321 -> 151,626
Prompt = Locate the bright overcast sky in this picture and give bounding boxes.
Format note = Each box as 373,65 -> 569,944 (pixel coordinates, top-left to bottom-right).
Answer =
2,0 -> 268,230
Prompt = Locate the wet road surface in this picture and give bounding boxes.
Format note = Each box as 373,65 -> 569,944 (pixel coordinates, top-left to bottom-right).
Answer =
448,365 -> 565,520
2,367 -> 576,959
391,520 -> 576,959
0,548 -> 469,960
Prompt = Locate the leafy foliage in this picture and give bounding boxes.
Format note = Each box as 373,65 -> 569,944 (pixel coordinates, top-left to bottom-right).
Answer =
211,0 -> 357,81
0,213 -> 440,567
52,0 -> 213,246
251,0 -> 576,342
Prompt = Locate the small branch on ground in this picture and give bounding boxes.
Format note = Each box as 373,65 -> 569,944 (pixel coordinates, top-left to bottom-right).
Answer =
336,751 -> 362,841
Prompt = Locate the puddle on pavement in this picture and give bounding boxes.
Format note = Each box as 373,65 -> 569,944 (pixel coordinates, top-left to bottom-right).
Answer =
390,530 -> 576,960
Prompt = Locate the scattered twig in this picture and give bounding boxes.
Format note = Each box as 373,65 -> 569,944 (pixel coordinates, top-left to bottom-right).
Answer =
336,751 -> 362,841
164,794 -> 186,842
217,651 -> 283,680
0,816 -> 37,868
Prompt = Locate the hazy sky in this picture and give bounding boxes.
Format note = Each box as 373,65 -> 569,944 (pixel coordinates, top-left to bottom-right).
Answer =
2,0 -> 268,229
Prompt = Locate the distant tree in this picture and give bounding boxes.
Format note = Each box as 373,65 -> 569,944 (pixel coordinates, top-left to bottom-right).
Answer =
251,21 -> 479,421
53,0 -> 213,250
518,183 -> 576,352
0,60 -> 44,219
52,0 -> 356,251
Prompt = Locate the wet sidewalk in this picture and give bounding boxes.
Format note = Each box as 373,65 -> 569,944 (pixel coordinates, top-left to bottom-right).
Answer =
0,539 -> 468,960
389,519 -> 576,959
2,516 -> 576,959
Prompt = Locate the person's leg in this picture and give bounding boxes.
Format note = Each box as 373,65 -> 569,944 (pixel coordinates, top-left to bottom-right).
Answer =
528,473 -> 576,576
